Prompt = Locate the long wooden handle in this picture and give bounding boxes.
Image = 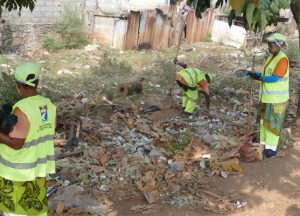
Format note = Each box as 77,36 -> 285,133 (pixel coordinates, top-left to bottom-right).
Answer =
245,55 -> 255,144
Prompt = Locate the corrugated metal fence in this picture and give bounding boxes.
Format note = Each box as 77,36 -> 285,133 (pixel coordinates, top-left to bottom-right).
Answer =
124,8 -> 215,50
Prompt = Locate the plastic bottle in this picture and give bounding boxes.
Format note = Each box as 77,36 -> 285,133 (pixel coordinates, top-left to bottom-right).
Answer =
46,186 -> 57,197
168,159 -> 177,173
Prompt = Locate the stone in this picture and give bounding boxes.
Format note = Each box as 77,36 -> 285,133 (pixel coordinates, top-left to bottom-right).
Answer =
49,185 -> 110,215
57,68 -> 76,76
85,44 -> 100,52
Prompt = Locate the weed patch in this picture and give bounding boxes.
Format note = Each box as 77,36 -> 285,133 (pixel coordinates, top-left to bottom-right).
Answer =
41,6 -> 88,51
285,40 -> 299,63
0,72 -> 20,106
91,51 -> 133,77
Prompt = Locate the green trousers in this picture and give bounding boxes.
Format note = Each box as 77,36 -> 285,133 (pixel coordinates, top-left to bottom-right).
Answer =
181,88 -> 198,113
260,120 -> 279,151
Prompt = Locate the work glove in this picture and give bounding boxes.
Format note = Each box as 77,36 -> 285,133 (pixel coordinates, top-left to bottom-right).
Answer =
249,72 -> 261,80
174,58 -> 187,68
0,104 -> 17,134
173,58 -> 178,64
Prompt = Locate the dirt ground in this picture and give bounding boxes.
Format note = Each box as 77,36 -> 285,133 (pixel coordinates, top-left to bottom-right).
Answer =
110,139 -> 300,216
16,41 -> 296,216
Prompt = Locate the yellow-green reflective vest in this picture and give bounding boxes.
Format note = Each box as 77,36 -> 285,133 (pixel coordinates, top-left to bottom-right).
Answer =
177,68 -> 206,87
0,95 -> 56,181
260,51 -> 289,103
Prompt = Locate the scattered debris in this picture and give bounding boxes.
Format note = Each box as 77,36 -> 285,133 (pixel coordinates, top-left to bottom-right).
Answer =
143,105 -> 161,113
49,185 -> 111,215
57,68 -> 77,77
84,44 -> 100,52
234,201 -> 247,209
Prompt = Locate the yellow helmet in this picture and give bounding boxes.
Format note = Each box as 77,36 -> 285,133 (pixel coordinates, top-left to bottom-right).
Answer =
266,33 -> 287,47
15,62 -> 40,87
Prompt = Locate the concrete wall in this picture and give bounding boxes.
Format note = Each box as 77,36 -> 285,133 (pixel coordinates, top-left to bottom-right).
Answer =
0,0 -> 170,52
1,0 -> 84,52
2,0 -> 84,24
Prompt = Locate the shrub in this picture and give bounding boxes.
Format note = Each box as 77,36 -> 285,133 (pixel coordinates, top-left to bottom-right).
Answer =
41,6 -> 88,51
284,40 -> 299,63
57,6 -> 88,49
203,33 -> 212,42
41,35 -> 65,52
0,72 -> 20,106
91,51 -> 132,77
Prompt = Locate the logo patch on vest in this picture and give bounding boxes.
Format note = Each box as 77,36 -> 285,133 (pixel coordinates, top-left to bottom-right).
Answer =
39,105 -> 48,122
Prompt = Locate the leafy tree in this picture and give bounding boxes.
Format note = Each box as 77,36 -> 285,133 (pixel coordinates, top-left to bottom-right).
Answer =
290,1 -> 300,125
187,0 -> 291,30
0,0 -> 36,16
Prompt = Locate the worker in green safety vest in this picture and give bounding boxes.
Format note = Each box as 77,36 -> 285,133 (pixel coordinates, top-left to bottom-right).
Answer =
174,59 -> 212,115
0,63 -> 56,216
248,33 -> 289,158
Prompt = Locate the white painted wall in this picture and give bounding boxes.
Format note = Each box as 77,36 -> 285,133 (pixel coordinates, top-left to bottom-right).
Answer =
211,20 -> 246,48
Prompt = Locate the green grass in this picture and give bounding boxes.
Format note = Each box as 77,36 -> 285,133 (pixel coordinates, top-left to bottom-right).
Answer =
164,131 -> 193,153
285,40 -> 299,63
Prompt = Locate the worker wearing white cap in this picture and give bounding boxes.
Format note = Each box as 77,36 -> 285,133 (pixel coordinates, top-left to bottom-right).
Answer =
249,33 -> 289,158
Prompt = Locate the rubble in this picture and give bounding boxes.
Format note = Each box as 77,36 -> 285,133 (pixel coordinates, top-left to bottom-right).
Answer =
49,185 -> 111,215
84,44 -> 100,52
50,92 -> 254,214
49,48 -> 296,214
57,68 -> 77,77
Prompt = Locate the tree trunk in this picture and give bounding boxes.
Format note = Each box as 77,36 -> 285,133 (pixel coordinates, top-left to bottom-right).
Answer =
291,1 -> 300,126
298,82 -> 300,126
118,79 -> 143,96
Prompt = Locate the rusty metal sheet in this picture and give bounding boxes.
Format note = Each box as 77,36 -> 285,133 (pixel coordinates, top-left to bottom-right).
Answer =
160,19 -> 170,49
194,19 -> 203,42
113,19 -> 128,49
122,8 -> 215,50
124,11 -> 140,50
152,11 -> 165,49
138,11 -> 156,49
206,9 -> 215,35
186,12 -> 195,43
172,15 -> 183,46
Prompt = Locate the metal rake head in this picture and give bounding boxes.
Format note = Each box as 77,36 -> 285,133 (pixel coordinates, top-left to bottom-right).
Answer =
234,69 -> 252,77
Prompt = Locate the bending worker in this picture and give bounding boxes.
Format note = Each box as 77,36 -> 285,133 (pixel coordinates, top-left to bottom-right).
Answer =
248,33 -> 289,158
0,63 -> 56,216
174,59 -> 211,115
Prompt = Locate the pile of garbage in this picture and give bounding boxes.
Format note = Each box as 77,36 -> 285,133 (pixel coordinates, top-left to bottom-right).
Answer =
48,94 -> 252,215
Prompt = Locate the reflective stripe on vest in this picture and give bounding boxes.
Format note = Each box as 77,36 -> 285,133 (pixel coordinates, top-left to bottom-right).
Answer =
0,95 -> 56,181
261,89 -> 289,95
260,51 -> 289,103
0,155 -> 55,169
22,134 -> 54,149
177,68 -> 205,87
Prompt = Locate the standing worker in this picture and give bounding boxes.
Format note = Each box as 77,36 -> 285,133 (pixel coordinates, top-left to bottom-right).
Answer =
174,59 -> 211,115
0,63 -> 56,216
248,33 -> 289,158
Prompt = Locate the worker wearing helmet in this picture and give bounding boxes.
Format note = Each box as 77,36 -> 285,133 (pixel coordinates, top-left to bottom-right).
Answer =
174,59 -> 211,115
0,63 -> 56,216
248,33 -> 289,158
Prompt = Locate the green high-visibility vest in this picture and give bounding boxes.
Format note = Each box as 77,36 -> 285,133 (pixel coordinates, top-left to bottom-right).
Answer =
0,95 -> 56,181
260,51 -> 289,103
177,68 -> 206,87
